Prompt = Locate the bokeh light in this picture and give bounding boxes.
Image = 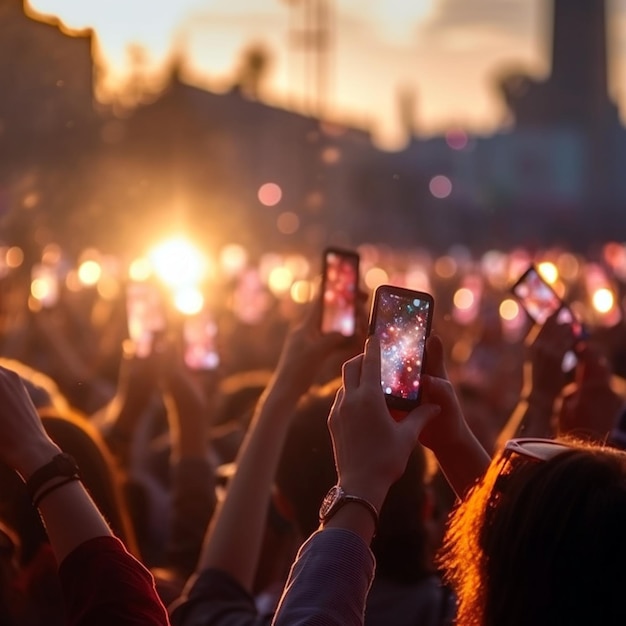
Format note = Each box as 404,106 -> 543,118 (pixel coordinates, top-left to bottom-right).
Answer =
453,287 -> 474,310
129,257 -> 152,282
219,244 -> 248,277
445,129 -> 468,150
592,288 -> 614,314
364,266 -> 389,291
537,261 -> 558,284
499,298 -> 519,321
174,286 -> 205,315
258,182 -> 282,207
276,211 -> 300,234
429,175 -> 452,199
78,260 -> 102,286
6,247 -> 24,268
290,279 -> 313,303
268,266 -> 293,295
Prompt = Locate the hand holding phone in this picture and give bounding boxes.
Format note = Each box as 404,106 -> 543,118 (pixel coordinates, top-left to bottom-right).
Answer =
511,265 -> 582,335
368,285 -> 434,412
511,265 -> 585,374
320,247 -> 360,337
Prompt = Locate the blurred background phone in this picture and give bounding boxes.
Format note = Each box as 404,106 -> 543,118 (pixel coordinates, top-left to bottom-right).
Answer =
511,265 -> 584,372
126,281 -> 167,358
368,284 -> 434,412
182,308 -> 220,371
320,247 -> 360,337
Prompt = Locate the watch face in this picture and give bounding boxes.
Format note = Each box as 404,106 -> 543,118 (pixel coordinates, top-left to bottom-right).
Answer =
319,485 -> 343,521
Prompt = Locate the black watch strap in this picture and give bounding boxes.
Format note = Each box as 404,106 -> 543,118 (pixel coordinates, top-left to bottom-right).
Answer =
25,453 -> 80,501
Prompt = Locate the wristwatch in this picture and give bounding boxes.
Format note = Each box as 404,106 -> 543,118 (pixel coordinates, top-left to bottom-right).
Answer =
319,484 -> 379,532
25,453 -> 80,501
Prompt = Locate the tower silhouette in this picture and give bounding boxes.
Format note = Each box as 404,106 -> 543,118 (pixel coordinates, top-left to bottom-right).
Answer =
501,0 -> 618,129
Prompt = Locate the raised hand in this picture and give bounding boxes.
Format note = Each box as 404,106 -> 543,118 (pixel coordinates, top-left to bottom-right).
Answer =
328,335 -> 440,511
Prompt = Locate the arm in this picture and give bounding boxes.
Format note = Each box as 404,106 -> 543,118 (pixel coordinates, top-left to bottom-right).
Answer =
495,310 -> 578,449
158,343 -> 218,578
181,301 -> 350,596
273,336 -> 440,624
558,342 -> 624,441
0,366 -> 170,626
419,335 -> 491,499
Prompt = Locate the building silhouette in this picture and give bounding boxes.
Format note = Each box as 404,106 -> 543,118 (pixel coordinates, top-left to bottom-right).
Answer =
0,0 -> 624,260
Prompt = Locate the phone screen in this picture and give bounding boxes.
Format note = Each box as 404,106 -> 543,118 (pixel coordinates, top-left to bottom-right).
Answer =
321,248 -> 360,337
511,266 -> 564,325
126,282 -> 167,358
511,266 -> 581,334
183,311 -> 220,370
369,285 -> 434,411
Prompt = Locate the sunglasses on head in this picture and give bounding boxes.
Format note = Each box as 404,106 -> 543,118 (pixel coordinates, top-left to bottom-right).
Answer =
487,438 -> 575,519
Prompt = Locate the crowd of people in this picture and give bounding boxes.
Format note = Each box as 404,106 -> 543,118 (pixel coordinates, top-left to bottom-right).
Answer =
0,240 -> 625,625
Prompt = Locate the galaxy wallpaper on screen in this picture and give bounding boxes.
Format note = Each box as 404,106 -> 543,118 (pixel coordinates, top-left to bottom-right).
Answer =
375,291 -> 431,401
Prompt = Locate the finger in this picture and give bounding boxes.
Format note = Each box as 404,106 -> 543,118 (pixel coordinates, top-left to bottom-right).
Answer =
361,335 -> 382,385
398,403 -> 441,442
424,334 -> 448,379
328,386 -> 345,420
342,354 -> 363,390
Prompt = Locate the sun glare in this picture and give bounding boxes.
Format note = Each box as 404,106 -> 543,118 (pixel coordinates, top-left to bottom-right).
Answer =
149,237 -> 206,287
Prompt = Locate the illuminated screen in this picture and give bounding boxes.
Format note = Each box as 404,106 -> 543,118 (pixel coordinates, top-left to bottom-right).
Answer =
184,312 -> 220,370
321,251 -> 359,337
512,268 -> 562,325
374,290 -> 432,402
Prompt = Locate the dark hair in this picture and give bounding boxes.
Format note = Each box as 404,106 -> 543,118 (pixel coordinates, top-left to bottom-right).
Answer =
440,440 -> 626,626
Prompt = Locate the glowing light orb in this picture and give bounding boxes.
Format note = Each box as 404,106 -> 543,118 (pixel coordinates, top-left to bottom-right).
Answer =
78,260 -> 102,286
537,262 -> 558,285
429,175 -> 452,199
129,258 -> 152,282
453,288 -> 474,310
592,288 -> 614,314
149,238 -> 206,287
499,299 -> 520,321
258,183 -> 282,207
174,286 -> 205,315
268,266 -> 293,294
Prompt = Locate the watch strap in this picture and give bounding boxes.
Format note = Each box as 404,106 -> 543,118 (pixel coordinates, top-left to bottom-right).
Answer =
25,453 -> 80,501
319,485 -> 379,533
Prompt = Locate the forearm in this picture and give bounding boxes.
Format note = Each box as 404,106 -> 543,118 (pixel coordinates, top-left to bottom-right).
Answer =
433,425 -> 491,499
273,529 -> 374,626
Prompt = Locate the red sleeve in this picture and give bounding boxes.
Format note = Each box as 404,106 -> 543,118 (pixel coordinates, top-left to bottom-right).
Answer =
58,536 -> 170,626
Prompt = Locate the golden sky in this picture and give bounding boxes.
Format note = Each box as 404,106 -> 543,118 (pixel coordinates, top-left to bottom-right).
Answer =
27,0 -> 626,149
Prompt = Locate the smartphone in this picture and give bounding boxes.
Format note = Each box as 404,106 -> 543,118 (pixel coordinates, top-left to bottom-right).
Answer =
320,247 -> 360,337
368,285 -> 434,412
183,309 -> 220,371
126,282 -> 167,358
511,265 -> 584,373
511,265 -> 582,336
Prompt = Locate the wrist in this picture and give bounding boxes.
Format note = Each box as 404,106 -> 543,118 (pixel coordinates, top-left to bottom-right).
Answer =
15,441 -> 63,481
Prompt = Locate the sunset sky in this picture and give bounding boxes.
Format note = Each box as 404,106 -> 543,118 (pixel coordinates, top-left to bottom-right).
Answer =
27,0 -> 626,149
